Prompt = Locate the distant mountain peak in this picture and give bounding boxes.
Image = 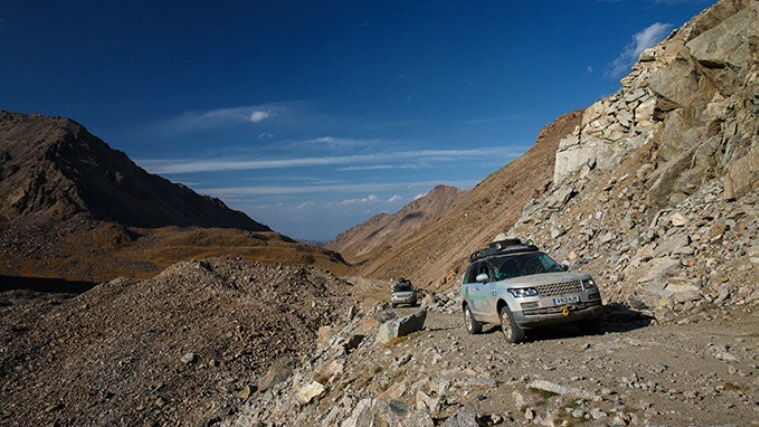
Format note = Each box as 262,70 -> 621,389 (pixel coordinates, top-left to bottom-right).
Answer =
0,110 -> 269,231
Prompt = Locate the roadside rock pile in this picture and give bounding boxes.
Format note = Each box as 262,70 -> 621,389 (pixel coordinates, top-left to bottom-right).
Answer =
224,295 -> 758,426
0,257 -> 352,426
509,0 -> 758,321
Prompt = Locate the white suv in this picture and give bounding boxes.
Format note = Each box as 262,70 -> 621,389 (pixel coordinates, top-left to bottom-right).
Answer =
460,239 -> 602,343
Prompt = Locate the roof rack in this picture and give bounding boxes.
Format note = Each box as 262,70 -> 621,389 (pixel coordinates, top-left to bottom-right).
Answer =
469,238 -> 538,262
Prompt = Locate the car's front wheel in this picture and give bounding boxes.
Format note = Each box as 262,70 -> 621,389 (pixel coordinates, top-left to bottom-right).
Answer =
463,304 -> 482,334
500,305 -> 525,344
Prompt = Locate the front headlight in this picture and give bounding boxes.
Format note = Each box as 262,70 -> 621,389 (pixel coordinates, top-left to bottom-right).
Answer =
582,278 -> 596,289
507,287 -> 538,298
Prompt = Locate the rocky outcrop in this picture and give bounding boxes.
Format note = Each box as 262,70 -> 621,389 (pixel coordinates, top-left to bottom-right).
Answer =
553,0 -> 758,206
509,0 -> 759,320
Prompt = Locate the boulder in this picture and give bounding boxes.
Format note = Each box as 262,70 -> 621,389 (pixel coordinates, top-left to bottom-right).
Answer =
377,309 -> 427,344
442,405 -> 479,427
686,8 -> 754,69
297,381 -> 327,404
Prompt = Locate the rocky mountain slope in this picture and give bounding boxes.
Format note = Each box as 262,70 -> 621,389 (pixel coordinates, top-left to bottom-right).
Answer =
326,185 -> 466,266
360,0 -> 758,304
0,257 -> 353,426
360,110 -> 582,288
0,110 -> 268,230
0,111 -> 350,282
506,0 -> 758,319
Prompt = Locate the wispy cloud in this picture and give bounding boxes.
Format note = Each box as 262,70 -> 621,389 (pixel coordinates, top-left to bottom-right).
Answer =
146,102 -> 291,137
608,22 -> 671,77
413,192 -> 428,200
249,110 -> 271,123
139,147 -> 525,174
340,194 -> 379,205
336,164 -> 420,171
301,136 -> 380,149
387,194 -> 403,203
198,180 -> 478,196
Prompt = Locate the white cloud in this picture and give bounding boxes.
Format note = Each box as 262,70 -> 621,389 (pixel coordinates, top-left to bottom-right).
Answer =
146,102 -> 291,136
258,131 -> 274,140
586,65 -> 593,73
413,192 -> 428,200
249,110 -> 271,123
301,136 -> 379,149
139,147 -> 525,174
198,180 -> 478,196
387,194 -> 403,203
340,194 -> 379,205
609,22 -> 671,77
336,164 -> 420,171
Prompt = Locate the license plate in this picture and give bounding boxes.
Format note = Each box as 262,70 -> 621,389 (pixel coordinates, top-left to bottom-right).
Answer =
552,295 -> 579,305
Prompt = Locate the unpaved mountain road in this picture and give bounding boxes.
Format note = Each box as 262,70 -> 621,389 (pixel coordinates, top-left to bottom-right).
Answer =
369,304 -> 758,426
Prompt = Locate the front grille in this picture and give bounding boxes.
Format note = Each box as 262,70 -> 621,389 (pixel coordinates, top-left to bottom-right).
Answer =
536,281 -> 582,296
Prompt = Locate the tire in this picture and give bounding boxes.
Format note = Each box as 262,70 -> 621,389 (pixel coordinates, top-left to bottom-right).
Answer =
391,303 -> 397,308
499,305 -> 525,344
463,304 -> 482,334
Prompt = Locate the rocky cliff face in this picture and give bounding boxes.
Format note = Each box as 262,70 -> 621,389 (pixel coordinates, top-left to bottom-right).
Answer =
507,0 -> 758,319
325,185 -> 466,265
553,0 -> 757,203
0,110 -> 269,230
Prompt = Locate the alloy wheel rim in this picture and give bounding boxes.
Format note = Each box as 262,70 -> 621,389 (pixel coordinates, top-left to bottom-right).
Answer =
464,308 -> 472,331
502,311 -> 512,340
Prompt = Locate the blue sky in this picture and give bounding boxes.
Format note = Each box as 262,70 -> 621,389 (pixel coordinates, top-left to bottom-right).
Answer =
0,0 -> 713,241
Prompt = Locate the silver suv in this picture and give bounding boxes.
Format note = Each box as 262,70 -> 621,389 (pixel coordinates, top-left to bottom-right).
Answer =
460,239 -> 602,343
391,279 -> 417,307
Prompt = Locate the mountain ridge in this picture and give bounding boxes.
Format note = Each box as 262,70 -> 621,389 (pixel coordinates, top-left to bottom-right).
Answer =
325,185 -> 466,266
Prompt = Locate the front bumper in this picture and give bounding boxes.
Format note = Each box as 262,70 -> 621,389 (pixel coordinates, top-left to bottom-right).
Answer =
513,301 -> 602,328
391,294 -> 417,305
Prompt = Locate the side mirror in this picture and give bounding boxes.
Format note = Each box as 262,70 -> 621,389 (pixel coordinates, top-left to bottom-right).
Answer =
561,264 -> 570,271
475,273 -> 489,283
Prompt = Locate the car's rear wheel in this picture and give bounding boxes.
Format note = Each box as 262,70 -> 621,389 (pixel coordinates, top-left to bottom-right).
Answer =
463,304 -> 482,334
500,306 -> 525,344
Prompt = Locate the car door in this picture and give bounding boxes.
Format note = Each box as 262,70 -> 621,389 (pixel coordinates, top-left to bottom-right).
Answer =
462,264 -> 479,313
480,262 -> 499,323
469,261 -> 489,316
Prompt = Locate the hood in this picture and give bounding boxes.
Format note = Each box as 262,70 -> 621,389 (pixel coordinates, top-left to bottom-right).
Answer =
494,272 -> 591,287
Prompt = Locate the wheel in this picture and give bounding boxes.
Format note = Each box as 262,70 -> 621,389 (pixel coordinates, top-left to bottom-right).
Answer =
499,305 -> 525,343
391,303 -> 397,308
463,304 -> 482,334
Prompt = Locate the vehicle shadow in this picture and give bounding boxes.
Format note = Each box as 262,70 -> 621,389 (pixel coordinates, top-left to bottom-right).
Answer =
507,303 -> 655,343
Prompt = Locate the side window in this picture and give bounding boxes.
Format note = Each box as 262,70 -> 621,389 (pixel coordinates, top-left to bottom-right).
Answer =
477,263 -> 490,282
464,263 -> 478,284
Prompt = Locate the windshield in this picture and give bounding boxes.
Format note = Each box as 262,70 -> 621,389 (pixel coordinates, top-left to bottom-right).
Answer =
489,252 -> 563,280
393,283 -> 413,292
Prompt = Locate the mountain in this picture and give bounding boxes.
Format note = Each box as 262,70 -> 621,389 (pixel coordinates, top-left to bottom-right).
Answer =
356,0 -> 758,311
0,111 -> 349,282
325,185 -> 466,266
0,110 -> 268,230
355,111 -> 582,287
